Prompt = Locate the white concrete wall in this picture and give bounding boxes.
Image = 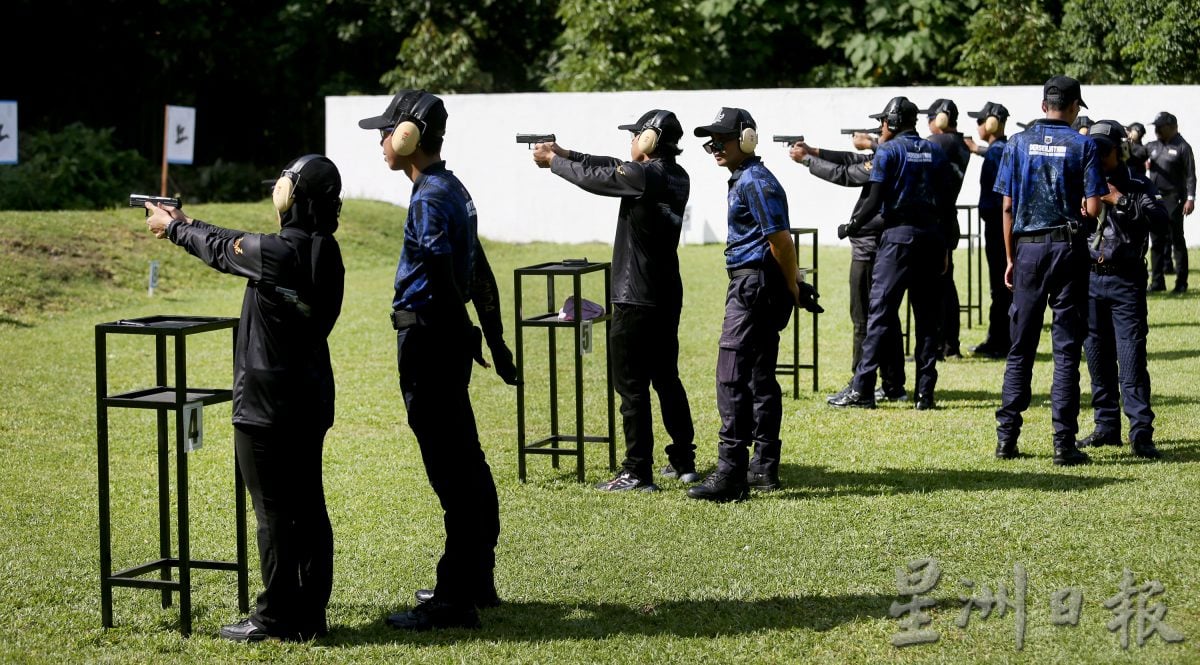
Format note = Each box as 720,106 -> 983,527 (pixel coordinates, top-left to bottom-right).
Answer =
325,86 -> 1200,246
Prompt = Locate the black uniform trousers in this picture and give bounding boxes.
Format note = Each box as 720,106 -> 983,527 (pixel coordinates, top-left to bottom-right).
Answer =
1149,191 -> 1188,291
397,324 -> 500,604
233,423 -> 333,636
851,225 -> 943,398
938,255 -> 962,354
716,269 -> 790,476
981,208 -> 1012,350
849,257 -> 905,390
610,303 -> 695,480
1084,264 -> 1155,444
996,232 -> 1089,447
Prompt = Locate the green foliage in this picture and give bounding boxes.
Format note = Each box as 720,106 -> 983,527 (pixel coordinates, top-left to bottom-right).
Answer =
543,0 -> 706,91
845,0 -> 981,85
169,160 -> 275,204
956,0 -> 1200,85
0,124 -> 153,211
954,1 -> 1064,85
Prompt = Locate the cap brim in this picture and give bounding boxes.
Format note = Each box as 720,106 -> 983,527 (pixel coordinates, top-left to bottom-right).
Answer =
358,115 -> 392,130
867,113 -> 886,121
1078,99 -> 1088,109
966,111 -> 985,118
617,123 -> 640,132
693,124 -> 727,137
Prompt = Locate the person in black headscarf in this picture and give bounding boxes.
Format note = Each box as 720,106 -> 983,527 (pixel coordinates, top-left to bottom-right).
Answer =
144,154 -> 345,642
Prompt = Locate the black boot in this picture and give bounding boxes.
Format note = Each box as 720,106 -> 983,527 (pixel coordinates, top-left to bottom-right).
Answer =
1053,441 -> 1091,466
1077,428 -> 1121,448
995,440 -> 1020,460
1131,441 -> 1162,459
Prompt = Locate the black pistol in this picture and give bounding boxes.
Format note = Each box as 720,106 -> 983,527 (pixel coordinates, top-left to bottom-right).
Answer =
840,128 -> 881,135
773,135 -> 805,147
130,194 -> 182,217
516,133 -> 556,149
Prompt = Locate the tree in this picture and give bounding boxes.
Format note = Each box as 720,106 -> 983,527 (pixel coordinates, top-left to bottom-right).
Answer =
543,0 -> 706,91
954,1 -> 1064,85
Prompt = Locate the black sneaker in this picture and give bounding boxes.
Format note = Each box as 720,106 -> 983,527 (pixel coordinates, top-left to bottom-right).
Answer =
686,471 -> 749,502
828,389 -> 876,409
943,345 -> 963,359
1131,441 -> 1162,459
747,471 -> 781,492
595,470 -> 658,492
661,464 -> 701,483
219,617 -> 271,643
1077,429 -> 1121,448
386,599 -> 480,631
914,393 -> 935,411
875,385 -> 908,403
826,383 -> 852,405
415,587 -> 501,609
969,343 -> 1007,359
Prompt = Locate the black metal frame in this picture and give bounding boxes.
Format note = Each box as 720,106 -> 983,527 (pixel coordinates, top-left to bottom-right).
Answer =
514,261 -> 615,482
95,315 -> 248,636
776,227 -> 820,397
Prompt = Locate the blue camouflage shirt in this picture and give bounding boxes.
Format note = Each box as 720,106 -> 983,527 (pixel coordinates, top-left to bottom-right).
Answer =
993,119 -> 1105,233
868,131 -> 948,222
393,161 -> 477,311
978,137 -> 1007,210
724,156 -> 790,269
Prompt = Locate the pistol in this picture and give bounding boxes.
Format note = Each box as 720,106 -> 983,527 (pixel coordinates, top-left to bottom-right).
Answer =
516,133 -> 556,149
840,128 -> 881,136
130,194 -> 182,217
773,135 -> 805,146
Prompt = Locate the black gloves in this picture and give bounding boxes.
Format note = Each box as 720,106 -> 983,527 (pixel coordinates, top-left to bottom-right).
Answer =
488,338 -> 520,386
837,223 -> 850,240
797,280 -> 824,314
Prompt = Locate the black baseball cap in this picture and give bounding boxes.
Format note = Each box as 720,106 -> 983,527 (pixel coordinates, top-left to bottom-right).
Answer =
1152,111 -> 1178,126
619,110 -> 684,147
694,107 -> 756,137
1072,115 -> 1094,131
1127,121 -> 1146,136
967,102 -> 1010,121
358,89 -> 448,136
1089,119 -> 1127,151
869,97 -> 919,126
922,99 -> 959,122
1043,75 -> 1087,108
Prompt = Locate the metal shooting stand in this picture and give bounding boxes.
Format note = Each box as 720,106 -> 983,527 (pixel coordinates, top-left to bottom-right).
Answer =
776,227 -> 820,397
514,261 -> 615,482
95,315 -> 248,636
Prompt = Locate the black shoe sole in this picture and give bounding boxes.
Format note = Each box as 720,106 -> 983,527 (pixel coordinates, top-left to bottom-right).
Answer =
687,489 -> 750,502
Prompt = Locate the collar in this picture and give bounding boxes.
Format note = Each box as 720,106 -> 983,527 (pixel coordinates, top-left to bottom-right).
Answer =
728,155 -> 762,184
1032,118 -> 1070,128
414,160 -> 449,188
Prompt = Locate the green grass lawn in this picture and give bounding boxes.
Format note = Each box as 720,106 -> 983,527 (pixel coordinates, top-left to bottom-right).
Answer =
0,202 -> 1197,663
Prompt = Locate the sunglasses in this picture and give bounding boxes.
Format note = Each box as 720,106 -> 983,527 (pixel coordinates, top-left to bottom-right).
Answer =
702,138 -> 728,154
378,126 -> 395,145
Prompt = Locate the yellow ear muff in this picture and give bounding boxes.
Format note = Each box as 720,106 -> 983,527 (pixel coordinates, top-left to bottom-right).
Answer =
983,116 -> 1000,135
390,119 -> 422,156
637,128 -> 659,154
934,112 -> 950,131
273,175 -> 296,213
739,126 -> 758,153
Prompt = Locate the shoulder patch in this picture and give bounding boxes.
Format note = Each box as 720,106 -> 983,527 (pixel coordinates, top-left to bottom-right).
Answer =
617,165 -> 627,177
863,161 -> 873,172
234,237 -> 244,255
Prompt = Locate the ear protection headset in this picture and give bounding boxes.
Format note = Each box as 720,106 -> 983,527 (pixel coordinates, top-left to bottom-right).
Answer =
273,154 -> 324,213
388,90 -> 429,156
738,122 -> 759,153
933,112 -> 950,131
982,116 -> 1001,135
885,103 -> 905,133
636,110 -> 672,155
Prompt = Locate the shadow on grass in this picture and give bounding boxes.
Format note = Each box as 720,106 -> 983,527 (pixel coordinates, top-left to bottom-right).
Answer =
1088,439 -> 1200,465
0,314 -> 32,328
774,464 -> 1128,499
1147,348 -> 1200,361
324,594 -> 894,645
934,389 -> 1002,406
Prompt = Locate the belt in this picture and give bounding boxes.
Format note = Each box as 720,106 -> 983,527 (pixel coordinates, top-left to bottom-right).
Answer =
720,261 -> 758,277
391,309 -> 424,331
1090,262 -> 1141,275
1016,227 -> 1072,243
